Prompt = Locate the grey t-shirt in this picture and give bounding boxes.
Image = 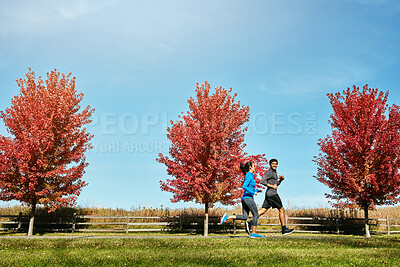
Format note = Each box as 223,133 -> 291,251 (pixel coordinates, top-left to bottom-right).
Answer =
260,169 -> 278,196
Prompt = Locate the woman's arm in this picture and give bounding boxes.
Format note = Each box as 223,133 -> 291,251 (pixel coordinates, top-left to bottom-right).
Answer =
242,173 -> 256,194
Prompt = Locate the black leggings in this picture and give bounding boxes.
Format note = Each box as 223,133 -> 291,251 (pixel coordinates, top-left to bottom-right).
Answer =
235,198 -> 259,227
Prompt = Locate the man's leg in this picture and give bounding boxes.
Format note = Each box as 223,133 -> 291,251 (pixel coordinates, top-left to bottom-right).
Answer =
278,207 -> 286,226
278,206 -> 294,235
258,208 -> 268,217
268,194 -> 294,235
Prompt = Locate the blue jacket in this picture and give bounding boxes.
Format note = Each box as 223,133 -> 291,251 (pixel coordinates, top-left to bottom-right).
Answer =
241,172 -> 259,200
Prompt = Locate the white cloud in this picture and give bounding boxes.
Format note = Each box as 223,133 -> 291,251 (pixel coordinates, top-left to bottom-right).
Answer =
58,2 -> 90,19
259,62 -> 376,97
0,0 -> 103,36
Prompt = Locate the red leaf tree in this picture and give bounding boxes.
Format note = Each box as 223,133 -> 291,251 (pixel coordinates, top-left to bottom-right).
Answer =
0,69 -> 94,235
314,85 -> 400,237
157,81 -> 267,236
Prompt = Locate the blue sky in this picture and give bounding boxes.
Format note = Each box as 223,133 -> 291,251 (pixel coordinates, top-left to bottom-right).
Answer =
1,0 -> 399,210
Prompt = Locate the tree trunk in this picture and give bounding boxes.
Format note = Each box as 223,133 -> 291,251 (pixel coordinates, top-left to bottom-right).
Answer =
204,202 -> 209,237
28,203 -> 36,236
364,205 -> 370,238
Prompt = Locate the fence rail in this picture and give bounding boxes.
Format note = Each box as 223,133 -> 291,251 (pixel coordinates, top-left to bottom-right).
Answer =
1,213 -> 399,235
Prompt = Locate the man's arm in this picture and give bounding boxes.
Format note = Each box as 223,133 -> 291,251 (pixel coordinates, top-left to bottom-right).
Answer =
266,183 -> 278,189
277,175 -> 285,186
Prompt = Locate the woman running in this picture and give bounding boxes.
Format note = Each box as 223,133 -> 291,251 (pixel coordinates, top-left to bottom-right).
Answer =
219,161 -> 263,238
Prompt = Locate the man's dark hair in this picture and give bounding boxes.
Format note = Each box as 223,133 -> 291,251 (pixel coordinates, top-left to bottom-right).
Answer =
240,162 -> 253,175
269,158 -> 278,165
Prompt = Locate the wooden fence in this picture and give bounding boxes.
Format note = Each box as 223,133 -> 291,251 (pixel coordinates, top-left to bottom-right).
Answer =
1,213 -> 400,235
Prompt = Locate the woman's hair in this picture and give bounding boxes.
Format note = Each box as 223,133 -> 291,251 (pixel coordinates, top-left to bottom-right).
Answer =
240,162 -> 253,175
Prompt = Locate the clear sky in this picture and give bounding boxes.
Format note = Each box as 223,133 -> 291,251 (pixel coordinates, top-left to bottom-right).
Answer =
1,0 -> 399,210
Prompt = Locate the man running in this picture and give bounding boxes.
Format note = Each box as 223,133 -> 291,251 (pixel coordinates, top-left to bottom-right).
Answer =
245,158 -> 294,235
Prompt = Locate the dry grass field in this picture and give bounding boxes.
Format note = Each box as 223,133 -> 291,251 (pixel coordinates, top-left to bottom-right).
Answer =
1,204 -> 400,219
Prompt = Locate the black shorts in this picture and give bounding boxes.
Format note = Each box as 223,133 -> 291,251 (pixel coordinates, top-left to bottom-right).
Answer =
262,194 -> 283,210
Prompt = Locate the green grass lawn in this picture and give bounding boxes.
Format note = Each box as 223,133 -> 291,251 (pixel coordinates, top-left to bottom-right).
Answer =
0,235 -> 399,266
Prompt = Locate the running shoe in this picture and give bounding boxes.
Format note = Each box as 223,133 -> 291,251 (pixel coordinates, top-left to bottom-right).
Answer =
220,213 -> 229,225
250,233 -> 263,238
245,221 -> 251,235
282,228 -> 295,235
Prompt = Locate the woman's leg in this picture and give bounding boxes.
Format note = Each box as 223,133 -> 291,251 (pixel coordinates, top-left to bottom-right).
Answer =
220,201 -> 249,224
234,199 -> 250,221
248,207 -> 267,226
244,198 -> 259,234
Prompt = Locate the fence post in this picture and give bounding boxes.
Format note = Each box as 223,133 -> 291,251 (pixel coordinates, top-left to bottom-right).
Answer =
17,212 -> 22,232
335,215 -> 340,234
386,215 -> 390,236
71,213 -> 76,233
126,215 -> 130,234
179,213 -> 182,232
233,219 -> 236,235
